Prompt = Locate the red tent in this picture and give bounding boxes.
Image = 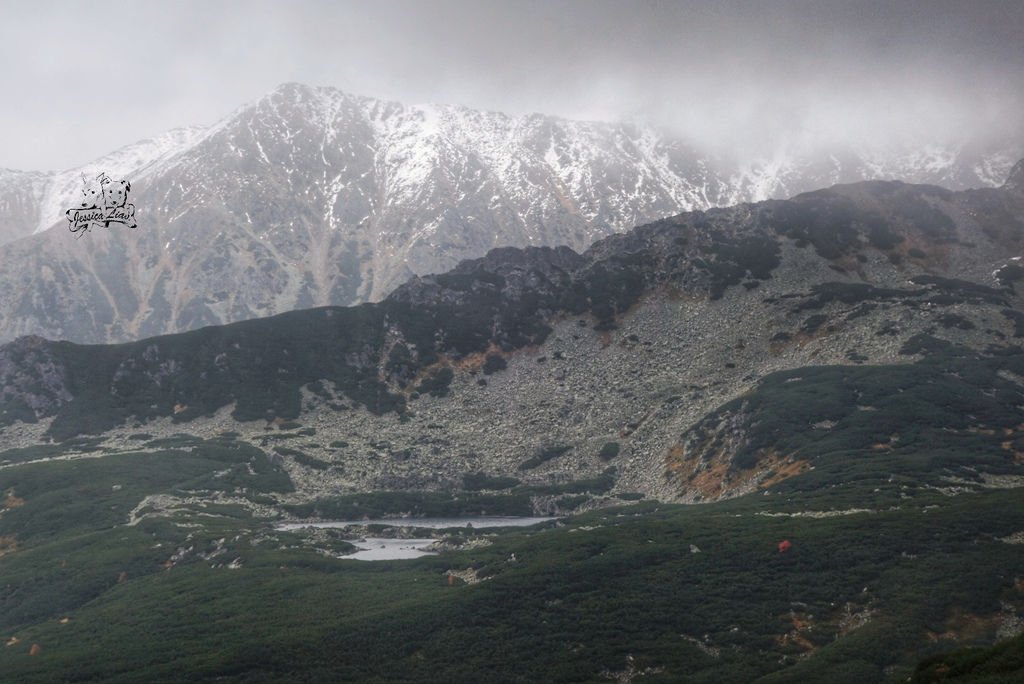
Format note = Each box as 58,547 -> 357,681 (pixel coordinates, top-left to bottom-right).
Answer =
778,539 -> 792,553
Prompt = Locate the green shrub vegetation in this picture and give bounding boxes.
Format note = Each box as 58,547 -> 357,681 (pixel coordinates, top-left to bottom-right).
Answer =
283,490 -> 534,519
598,441 -> 620,461
273,446 -> 331,471
910,633 -> 1024,683
518,444 -> 572,470
482,354 -> 507,375
683,342 -> 1024,488
417,366 -> 455,398
1,285 -> 1023,680
462,472 -> 521,491
1,458 -> 1021,683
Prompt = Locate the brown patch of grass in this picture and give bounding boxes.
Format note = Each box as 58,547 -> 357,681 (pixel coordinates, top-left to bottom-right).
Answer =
775,612 -> 818,654
889,234 -> 953,269
926,610 -> 1001,643
665,450 -> 696,479
450,343 -> 507,373
688,462 -> 732,499
871,433 -> 900,451
830,253 -> 865,275
998,441 -> 1024,462
667,442 -> 810,500
402,342 -> 545,396
3,489 -> 25,509
400,361 -> 450,397
759,458 -> 811,489
789,613 -> 811,631
0,536 -> 17,557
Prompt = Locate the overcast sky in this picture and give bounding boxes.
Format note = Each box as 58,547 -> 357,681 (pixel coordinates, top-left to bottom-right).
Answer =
2,0 -> 1022,171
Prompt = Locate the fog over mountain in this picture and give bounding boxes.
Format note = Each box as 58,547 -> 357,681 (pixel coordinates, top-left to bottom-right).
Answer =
1,1 -> 1022,171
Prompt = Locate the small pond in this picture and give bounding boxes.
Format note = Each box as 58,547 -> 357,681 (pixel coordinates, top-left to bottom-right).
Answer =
345,538 -> 439,561
276,516 -> 559,561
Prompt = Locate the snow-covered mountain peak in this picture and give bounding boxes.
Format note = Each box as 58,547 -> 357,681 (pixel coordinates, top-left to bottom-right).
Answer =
0,82 -> 1021,344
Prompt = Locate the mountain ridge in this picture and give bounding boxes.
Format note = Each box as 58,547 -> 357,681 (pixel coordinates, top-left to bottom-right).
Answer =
3,165 -> 1024,502
0,83 -> 1020,345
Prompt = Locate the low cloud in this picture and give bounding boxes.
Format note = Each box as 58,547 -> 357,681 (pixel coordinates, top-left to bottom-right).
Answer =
1,0 -> 1021,170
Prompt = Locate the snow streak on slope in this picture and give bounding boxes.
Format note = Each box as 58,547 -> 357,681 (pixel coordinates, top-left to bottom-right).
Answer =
32,126 -> 212,235
0,126 -> 214,244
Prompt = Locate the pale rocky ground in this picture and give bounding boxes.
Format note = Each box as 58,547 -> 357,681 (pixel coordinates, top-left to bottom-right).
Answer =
3,237 -> 1018,517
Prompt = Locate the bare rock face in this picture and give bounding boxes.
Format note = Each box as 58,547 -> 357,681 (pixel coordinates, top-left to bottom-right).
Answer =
1005,158 -> 1024,194
0,336 -> 72,421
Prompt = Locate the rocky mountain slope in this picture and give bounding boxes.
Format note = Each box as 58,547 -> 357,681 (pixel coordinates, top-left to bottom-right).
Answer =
2,165 -> 1024,683
0,83 -> 1019,344
2,161 -> 1024,505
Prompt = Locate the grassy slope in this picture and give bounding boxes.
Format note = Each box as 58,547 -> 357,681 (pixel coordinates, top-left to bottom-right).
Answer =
2,350 -> 1024,682
0,460 -> 1021,682
910,633 -> 1024,683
